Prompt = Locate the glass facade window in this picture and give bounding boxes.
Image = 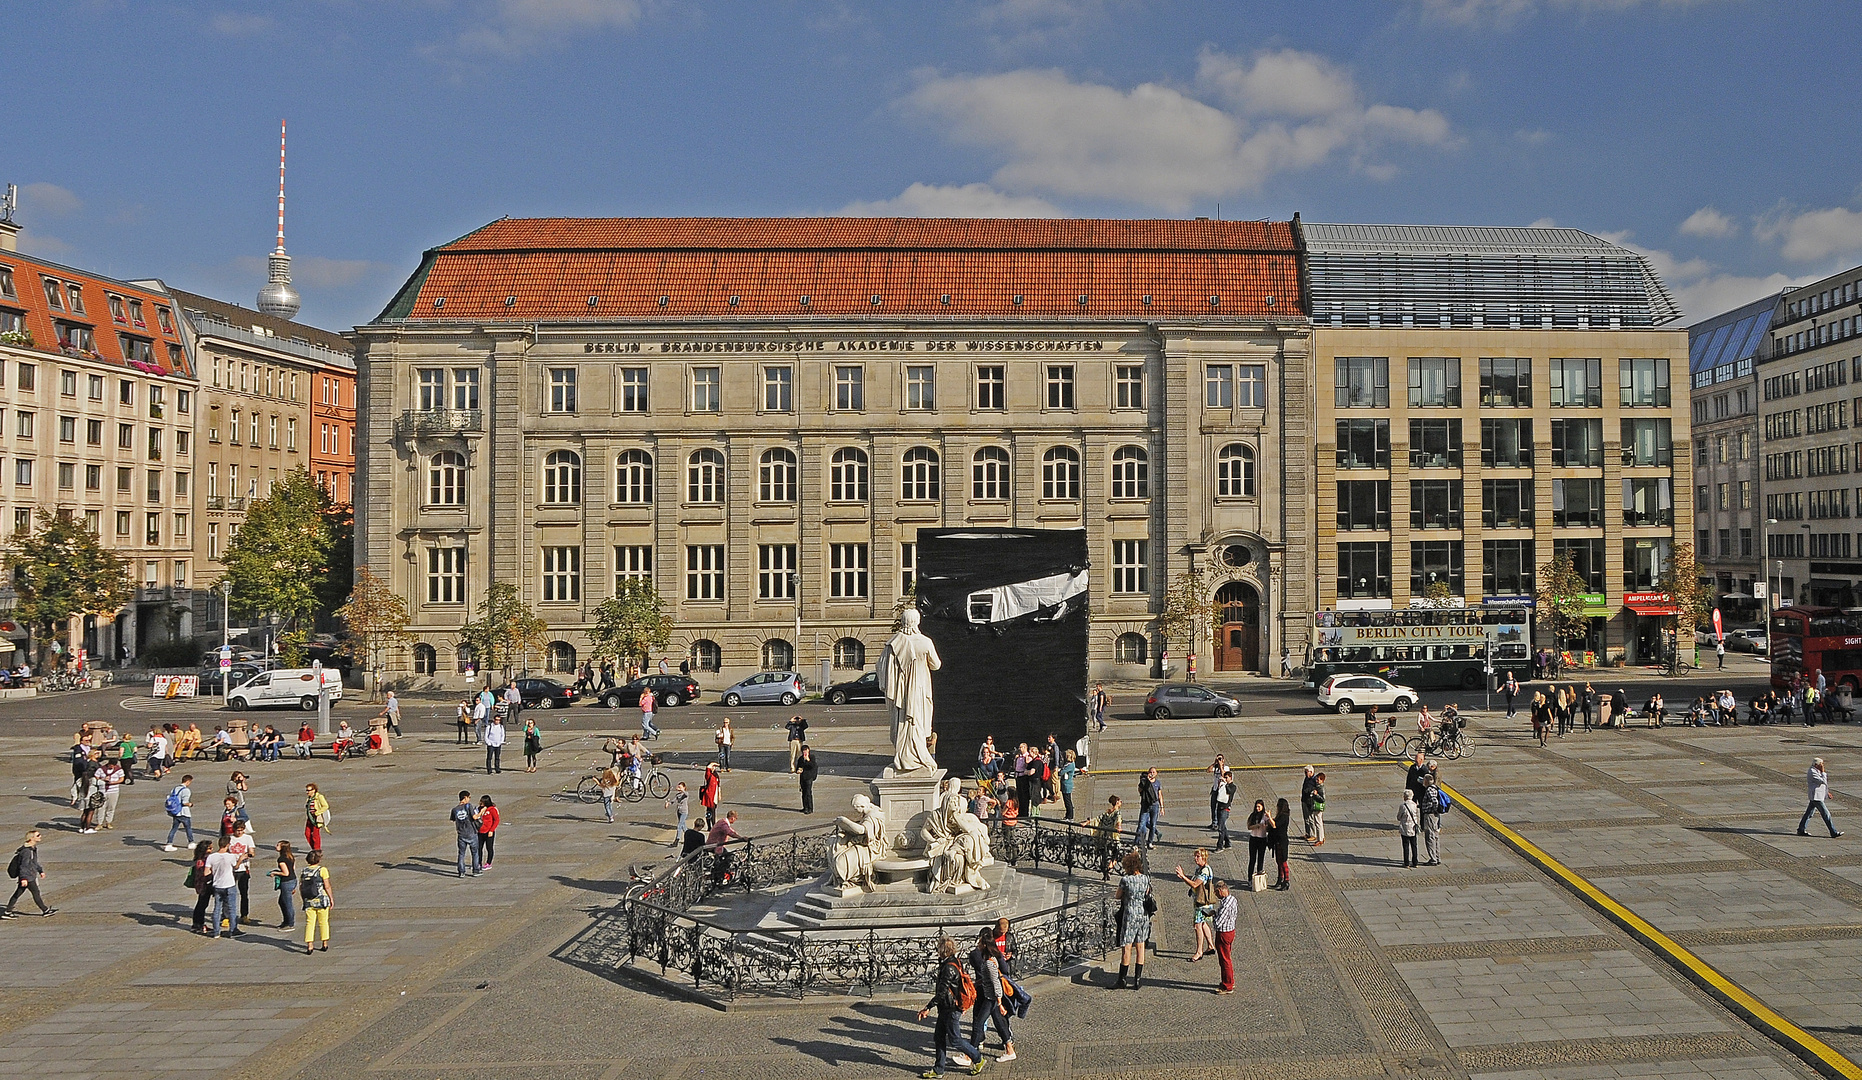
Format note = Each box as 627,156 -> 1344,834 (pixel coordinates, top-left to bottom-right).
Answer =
1410,541 -> 1464,594
1623,477 -> 1673,526
1407,357 -> 1461,407
1337,542 -> 1391,599
1550,419 -> 1604,466
1481,478 -> 1533,528
1410,480 -> 1462,529
1620,419 -> 1673,466
1554,538 -> 1605,591
1623,538 -> 1671,591
1336,420 -> 1389,468
1335,357 -> 1389,408
1552,478 -> 1605,527
1408,420 -> 1462,469
1483,540 -> 1535,596
1479,358 -> 1531,407
1336,480 -> 1390,531
1549,358 -> 1603,407
1619,358 -> 1671,407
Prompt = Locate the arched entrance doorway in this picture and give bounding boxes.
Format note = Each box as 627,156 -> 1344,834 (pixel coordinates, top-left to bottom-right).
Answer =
1215,581 -> 1261,673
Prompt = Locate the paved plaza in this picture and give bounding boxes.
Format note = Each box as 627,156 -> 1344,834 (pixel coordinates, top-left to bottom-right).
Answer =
2,678 -> 1859,1079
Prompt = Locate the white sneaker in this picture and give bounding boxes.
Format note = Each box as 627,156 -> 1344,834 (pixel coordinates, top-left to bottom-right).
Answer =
81,828 -> 97,834
163,845 -> 177,852
997,1051 -> 1017,1063
950,1054 -> 973,1067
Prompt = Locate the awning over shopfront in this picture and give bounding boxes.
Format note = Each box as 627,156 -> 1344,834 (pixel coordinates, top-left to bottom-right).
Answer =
1623,591 -> 1680,616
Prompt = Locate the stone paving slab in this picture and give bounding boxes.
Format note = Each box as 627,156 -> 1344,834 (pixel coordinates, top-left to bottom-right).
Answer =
1312,822 -> 1520,879
1518,824 -> 1749,869
1584,870 -> 1862,932
1647,781 -> 1817,818
1470,1057 -> 1810,1079
1348,880 -> 1599,947
0,1000 -> 334,1078
1454,788 -> 1659,824
1694,937 -> 1862,1063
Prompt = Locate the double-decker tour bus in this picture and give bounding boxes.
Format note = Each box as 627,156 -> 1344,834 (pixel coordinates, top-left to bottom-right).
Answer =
1769,607 -> 1862,692
1307,604 -> 1533,691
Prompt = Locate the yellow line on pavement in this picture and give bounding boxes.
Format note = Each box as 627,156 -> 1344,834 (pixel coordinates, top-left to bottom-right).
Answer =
1445,779 -> 1862,1080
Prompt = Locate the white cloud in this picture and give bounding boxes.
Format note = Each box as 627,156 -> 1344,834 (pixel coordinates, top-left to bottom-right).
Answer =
1527,217 -> 1559,228
1419,0 -> 1723,26
16,229 -> 73,257
21,182 -> 81,218
439,0 -> 644,58
1678,206 -> 1736,239
1599,228 -> 1809,320
836,183 -> 1063,218
1755,203 -> 1862,263
903,49 -> 1453,212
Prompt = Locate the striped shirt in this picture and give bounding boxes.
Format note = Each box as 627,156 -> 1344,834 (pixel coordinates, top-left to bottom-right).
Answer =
1212,893 -> 1239,933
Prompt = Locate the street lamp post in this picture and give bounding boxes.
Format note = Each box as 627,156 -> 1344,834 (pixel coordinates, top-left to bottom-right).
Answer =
220,581 -> 233,708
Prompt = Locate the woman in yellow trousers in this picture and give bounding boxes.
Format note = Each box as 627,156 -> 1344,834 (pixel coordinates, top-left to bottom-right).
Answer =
300,850 -> 333,953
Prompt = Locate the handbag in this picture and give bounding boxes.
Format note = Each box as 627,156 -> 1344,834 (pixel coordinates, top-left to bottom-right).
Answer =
1142,887 -> 1158,916
1251,872 -> 1268,893
1192,880 -> 1216,906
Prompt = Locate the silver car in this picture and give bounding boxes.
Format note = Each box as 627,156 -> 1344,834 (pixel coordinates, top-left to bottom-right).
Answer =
719,670 -> 803,707
1143,683 -> 1241,719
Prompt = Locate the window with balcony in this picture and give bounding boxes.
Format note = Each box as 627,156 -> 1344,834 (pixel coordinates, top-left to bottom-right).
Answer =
1335,420 -> 1389,468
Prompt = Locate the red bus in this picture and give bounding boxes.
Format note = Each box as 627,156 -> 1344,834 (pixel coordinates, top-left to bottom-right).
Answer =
1770,607 -> 1862,691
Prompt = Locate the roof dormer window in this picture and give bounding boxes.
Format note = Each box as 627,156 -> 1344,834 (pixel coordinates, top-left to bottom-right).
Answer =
108,295 -> 127,324
155,306 -> 173,334
0,266 -> 14,299
66,284 -> 84,315
129,299 -> 145,327
42,277 -> 63,310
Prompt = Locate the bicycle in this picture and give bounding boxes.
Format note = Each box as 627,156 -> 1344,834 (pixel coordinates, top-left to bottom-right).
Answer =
1351,723 -> 1415,759
620,758 -> 673,802
557,770 -> 603,804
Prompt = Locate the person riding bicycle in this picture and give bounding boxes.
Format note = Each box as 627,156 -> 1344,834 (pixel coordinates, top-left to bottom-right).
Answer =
1416,705 -> 1435,744
1363,705 -> 1393,740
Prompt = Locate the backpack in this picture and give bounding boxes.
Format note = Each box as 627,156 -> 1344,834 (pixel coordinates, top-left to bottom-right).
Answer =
951,959 -> 977,1011
164,787 -> 185,816
5,848 -> 20,879
1437,789 -> 1454,814
1041,759 -> 1052,781
300,866 -> 326,905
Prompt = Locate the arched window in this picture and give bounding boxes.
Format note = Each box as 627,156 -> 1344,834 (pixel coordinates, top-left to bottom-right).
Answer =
689,638 -> 721,673
614,450 -> 653,504
762,639 -> 794,671
542,450 -> 582,504
972,446 -> 1010,500
455,645 -> 477,675
759,447 -> 797,502
412,642 -> 437,675
687,448 -> 724,503
1114,632 -> 1149,664
427,451 -> 466,506
545,641 -> 577,673
901,447 -> 940,501
1217,443 -> 1256,498
1110,445 -> 1149,499
830,447 -> 869,503
833,637 -> 866,669
1042,446 -> 1081,500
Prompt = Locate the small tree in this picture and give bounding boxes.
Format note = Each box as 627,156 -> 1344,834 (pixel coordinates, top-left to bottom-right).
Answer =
1419,580 -> 1457,608
1536,551 -> 1591,650
4,511 -> 132,667
337,565 -> 414,700
589,578 -> 672,671
1157,569 -> 1217,676
220,469 -> 335,637
456,581 -> 547,683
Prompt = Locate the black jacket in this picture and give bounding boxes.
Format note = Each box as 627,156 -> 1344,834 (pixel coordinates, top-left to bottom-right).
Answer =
786,717 -> 808,742
1300,775 -> 1320,807
797,754 -> 819,785
1138,776 -> 1160,811
929,956 -> 966,1012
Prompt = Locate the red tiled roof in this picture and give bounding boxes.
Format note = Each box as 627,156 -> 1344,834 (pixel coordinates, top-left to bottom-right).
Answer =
0,251 -> 191,377
380,217 -> 1303,322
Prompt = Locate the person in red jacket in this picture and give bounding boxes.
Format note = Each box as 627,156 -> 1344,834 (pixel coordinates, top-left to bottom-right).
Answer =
700,762 -> 722,830
477,796 -> 500,869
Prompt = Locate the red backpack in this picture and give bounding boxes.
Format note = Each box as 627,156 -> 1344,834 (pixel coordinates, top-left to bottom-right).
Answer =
951,959 -> 977,1011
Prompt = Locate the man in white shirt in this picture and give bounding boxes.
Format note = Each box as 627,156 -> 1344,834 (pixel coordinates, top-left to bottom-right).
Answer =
502,682 -> 522,723
145,728 -> 170,780
206,838 -> 241,937
1211,880 -> 1239,994
484,716 -> 506,774
97,760 -> 126,830
226,821 -> 258,920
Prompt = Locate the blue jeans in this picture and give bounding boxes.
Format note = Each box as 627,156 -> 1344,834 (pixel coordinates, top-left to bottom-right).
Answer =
1801,799 -> 1838,835
278,880 -> 297,927
934,1006 -> 982,1072
457,834 -> 481,876
641,713 -> 660,738
166,814 -> 194,845
213,886 -> 239,935
1136,806 -> 1161,847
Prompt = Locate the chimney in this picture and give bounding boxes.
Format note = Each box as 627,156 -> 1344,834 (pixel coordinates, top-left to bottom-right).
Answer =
0,184 -> 17,251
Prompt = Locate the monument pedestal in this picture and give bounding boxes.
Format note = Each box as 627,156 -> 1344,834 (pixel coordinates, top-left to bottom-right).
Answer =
869,767 -> 946,849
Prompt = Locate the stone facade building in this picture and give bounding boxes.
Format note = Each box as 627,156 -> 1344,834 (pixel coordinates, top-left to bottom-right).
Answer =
353,218 -> 1310,686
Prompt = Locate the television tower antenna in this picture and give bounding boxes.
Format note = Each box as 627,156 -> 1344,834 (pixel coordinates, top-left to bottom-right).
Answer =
256,120 -> 301,319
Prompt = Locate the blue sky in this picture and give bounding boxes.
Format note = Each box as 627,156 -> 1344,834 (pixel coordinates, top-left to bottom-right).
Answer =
5,0 -> 1860,331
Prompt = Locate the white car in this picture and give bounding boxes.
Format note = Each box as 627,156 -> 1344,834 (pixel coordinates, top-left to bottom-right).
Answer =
1732,628 -> 1769,655
227,667 -> 344,711
1318,674 -> 1419,715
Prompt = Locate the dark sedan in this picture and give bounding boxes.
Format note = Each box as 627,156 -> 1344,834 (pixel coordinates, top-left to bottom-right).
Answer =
824,671 -> 885,705
198,664 -> 263,695
597,674 -> 700,710
514,677 -> 579,710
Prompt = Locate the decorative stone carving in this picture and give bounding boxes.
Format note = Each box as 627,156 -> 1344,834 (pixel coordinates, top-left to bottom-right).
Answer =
924,777 -> 992,894
878,608 -> 941,773
828,794 -> 884,894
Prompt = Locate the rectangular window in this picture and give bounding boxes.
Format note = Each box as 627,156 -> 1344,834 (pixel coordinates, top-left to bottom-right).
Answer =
13,411 -> 31,439
87,373 -> 102,400
1620,419 -> 1674,467
56,462 -> 73,490
1482,478 -> 1533,528
85,418 -> 101,446
830,543 -> 869,599
1410,541 -> 1464,595
145,512 -> 160,546
426,547 -> 466,604
1550,358 -> 1603,407
1045,365 -> 1075,409
1717,483 -> 1729,510
1336,480 -> 1390,530
174,471 -> 188,497
117,466 -> 131,492
1619,358 -> 1671,407
149,427 -> 163,461
1555,538 -> 1606,591
1550,419 -> 1605,466
613,546 -> 653,589
1623,538 -> 1671,591
1407,357 -> 1461,407
1552,478 -> 1606,527
905,365 -> 936,410
146,470 -> 161,502
1337,542 -> 1392,599
15,363 -> 32,391
118,379 -> 132,405
84,464 -> 100,491
1334,357 -> 1389,408
1479,358 -> 1532,407
449,368 -> 479,411
1236,364 -> 1266,408
1205,364 -> 1233,408
176,389 -> 190,414
1410,480 -> 1463,529
900,541 -> 916,594
1739,480 -> 1752,508
174,515 -> 188,541
685,544 -> 725,601
285,418 -> 295,451
1115,364 -> 1145,410
757,544 -> 797,600
618,367 -> 649,413
42,277 -> 62,310
1408,419 -> 1462,469
1740,528 -> 1753,556
1623,477 -> 1674,526
548,368 -> 578,413
1483,540 -> 1535,596
1335,420 -> 1390,468
1110,539 -> 1147,594
976,366 -> 1005,410
115,511 -> 130,537
82,510 -> 99,534
57,415 -> 74,443
59,369 -> 76,396
834,365 -> 864,411
541,546 -> 581,602
117,422 -> 133,449
691,367 -> 721,413
763,365 -> 793,412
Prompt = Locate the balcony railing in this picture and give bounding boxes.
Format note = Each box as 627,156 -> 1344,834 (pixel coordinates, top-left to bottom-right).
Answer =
395,409 -> 482,438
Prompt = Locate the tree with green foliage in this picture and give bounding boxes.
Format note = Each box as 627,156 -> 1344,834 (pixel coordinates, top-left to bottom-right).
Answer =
1157,569 -> 1218,676
1536,551 -> 1591,648
220,469 -> 336,634
456,581 -> 547,683
588,578 -> 672,671
338,566 -> 415,699
3,511 -> 132,666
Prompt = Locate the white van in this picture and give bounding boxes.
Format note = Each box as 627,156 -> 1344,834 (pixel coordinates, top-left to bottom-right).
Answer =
226,668 -> 344,711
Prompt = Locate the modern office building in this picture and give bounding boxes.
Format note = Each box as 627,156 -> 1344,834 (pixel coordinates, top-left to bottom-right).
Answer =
1754,265 -> 1862,608
1303,224 -> 1691,663
1687,292 -> 1772,625
353,217 -> 1311,686
0,217 -> 201,661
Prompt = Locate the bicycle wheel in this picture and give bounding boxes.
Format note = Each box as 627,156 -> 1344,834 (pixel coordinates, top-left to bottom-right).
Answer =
647,771 -> 671,800
576,776 -> 600,804
1385,735 -> 1415,760
1351,734 -> 1372,759
1443,739 -> 1462,760
1454,737 -> 1473,758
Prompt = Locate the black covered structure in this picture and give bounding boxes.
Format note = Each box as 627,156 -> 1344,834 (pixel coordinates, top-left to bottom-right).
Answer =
915,528 -> 1089,771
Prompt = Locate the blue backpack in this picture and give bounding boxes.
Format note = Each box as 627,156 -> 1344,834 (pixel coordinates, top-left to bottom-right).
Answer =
1436,789 -> 1454,814
163,786 -> 186,816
